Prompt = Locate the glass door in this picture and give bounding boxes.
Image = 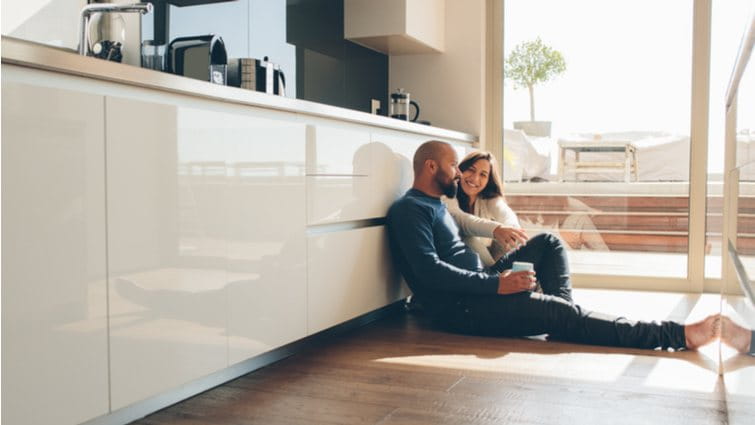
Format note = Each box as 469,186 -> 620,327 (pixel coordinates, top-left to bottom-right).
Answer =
502,0 -> 694,281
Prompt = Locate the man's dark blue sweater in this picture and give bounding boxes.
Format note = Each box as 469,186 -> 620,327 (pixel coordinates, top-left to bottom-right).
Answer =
386,188 -> 500,314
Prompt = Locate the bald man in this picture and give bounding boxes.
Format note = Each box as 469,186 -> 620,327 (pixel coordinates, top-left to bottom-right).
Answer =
387,140 -> 722,351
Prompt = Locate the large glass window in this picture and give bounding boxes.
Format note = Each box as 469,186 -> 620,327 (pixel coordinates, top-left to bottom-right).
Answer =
503,0 -> 693,278
705,0 -> 755,280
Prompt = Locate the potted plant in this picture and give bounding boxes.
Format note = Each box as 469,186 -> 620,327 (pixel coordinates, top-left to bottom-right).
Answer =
505,37 -> 566,137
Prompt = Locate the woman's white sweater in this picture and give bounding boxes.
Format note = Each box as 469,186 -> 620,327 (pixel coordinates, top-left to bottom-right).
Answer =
442,196 -> 520,267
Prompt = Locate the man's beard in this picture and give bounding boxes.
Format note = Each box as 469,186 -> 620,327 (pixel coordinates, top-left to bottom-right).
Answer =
442,178 -> 459,198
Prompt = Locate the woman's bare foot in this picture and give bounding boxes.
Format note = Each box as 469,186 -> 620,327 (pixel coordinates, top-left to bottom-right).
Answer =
721,316 -> 753,353
684,314 -> 721,350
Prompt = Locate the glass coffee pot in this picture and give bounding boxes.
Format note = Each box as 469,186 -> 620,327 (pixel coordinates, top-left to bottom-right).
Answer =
389,88 -> 420,122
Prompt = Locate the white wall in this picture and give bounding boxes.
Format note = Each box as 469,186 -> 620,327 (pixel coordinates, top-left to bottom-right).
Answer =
1,0 -> 86,49
389,0 -> 486,137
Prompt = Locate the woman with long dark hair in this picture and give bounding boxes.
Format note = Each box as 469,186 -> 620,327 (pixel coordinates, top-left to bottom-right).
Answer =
443,151 -> 522,266
443,150 -> 573,302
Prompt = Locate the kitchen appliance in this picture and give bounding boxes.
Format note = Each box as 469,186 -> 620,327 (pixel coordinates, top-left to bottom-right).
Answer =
78,2 -> 152,63
144,1 -> 236,71
168,34 -> 228,85
227,56 -> 286,96
389,88 -> 420,122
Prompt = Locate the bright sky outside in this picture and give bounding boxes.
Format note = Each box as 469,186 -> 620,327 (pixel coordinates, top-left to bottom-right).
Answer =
503,0 -> 754,174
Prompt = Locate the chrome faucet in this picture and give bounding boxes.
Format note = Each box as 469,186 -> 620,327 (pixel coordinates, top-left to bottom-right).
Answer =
78,2 -> 153,56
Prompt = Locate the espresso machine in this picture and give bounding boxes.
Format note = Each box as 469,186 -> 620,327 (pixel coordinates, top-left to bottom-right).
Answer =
141,0 -> 236,73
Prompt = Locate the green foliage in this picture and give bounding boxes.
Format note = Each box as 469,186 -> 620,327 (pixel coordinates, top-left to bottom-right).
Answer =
504,37 -> 566,89
504,38 -> 566,121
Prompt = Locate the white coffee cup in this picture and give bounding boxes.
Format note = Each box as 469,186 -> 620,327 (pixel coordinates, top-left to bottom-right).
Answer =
511,261 -> 534,273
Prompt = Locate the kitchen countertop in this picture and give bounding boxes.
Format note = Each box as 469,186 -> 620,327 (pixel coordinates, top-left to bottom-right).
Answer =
1,36 -> 477,144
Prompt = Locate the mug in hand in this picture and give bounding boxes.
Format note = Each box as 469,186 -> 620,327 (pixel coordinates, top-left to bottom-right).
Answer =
511,261 -> 534,273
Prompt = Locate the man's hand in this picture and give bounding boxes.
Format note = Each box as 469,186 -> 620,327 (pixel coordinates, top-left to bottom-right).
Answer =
497,269 -> 537,295
493,226 -> 529,251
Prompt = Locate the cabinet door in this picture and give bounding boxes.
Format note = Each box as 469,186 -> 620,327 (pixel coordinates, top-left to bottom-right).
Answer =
306,123 -> 375,225
307,226 -> 406,334
106,97 -> 229,409
106,95 -> 309,405
224,108 -> 308,365
1,71 -> 109,425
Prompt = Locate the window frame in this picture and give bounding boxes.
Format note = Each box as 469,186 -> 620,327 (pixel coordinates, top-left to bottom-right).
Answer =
489,0 -> 717,293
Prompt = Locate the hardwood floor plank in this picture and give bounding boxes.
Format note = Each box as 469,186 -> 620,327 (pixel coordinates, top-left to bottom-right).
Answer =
128,290 -> 754,425
133,385 -> 394,425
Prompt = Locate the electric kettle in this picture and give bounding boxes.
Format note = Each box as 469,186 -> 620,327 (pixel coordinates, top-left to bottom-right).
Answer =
389,88 -> 420,122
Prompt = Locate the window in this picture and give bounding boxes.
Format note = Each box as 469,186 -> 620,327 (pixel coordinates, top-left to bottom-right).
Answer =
502,0 -> 694,280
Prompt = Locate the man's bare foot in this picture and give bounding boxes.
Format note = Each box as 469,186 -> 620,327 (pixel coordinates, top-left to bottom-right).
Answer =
685,314 -> 721,350
721,316 -> 753,353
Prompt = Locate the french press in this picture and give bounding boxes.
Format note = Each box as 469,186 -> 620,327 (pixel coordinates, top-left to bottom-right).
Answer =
389,88 -> 420,122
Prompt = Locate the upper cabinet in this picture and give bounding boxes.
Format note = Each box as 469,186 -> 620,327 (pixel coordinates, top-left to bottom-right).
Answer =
344,0 -> 445,55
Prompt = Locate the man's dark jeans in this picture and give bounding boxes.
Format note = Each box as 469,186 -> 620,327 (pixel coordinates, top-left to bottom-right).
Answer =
436,233 -> 687,350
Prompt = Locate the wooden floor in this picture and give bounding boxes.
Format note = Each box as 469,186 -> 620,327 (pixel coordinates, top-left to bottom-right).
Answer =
132,289 -> 755,425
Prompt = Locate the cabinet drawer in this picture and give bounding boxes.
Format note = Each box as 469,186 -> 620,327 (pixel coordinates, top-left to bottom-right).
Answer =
306,125 -> 371,175
307,226 -> 407,334
306,175 -> 386,224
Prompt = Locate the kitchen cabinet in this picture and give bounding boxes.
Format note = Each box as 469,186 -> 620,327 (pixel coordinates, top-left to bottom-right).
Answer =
344,0 -> 445,55
306,123 -> 376,224
105,95 -> 309,407
106,96 -> 230,409
307,226 -> 405,334
223,106 -> 308,366
102,91 -> 421,409
2,38 -> 476,424
1,68 -> 110,425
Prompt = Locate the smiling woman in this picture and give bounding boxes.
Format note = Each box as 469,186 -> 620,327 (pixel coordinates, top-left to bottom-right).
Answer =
444,151 -> 520,266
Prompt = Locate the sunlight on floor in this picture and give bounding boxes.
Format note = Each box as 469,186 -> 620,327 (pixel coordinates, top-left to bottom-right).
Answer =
375,352 -> 635,384
642,356 -> 720,393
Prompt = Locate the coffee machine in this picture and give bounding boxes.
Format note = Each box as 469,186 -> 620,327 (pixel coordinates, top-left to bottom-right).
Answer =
141,0 -> 236,73
168,34 -> 228,85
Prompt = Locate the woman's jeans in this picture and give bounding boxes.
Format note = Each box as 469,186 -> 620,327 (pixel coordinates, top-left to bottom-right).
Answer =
437,233 -> 687,350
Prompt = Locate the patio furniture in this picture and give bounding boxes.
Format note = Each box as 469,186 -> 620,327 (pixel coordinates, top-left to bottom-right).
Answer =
558,140 -> 638,182
557,132 -> 691,182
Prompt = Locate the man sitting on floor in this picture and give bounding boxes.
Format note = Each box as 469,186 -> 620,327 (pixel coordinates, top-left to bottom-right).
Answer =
387,140 -> 752,352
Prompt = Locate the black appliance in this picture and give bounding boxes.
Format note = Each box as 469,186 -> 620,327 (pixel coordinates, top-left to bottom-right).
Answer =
168,34 -> 228,85
228,56 -> 286,96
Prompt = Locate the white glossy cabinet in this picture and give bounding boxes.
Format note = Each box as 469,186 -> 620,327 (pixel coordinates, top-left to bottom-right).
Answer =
1,71 -> 109,425
307,124 -> 425,224
307,226 -> 405,334
223,108 -> 307,365
106,95 -> 308,408
106,97 -> 230,409
1,60 -> 471,424
306,123 -> 376,224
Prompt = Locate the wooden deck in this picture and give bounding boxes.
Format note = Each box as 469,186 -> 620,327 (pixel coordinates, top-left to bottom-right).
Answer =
506,194 -> 755,254
130,289 -> 754,425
